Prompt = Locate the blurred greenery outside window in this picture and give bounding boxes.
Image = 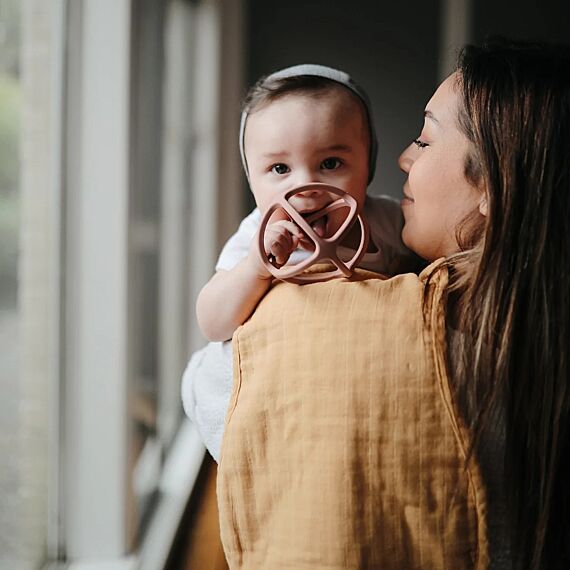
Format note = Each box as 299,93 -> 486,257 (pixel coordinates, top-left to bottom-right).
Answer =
0,0 -> 49,569
0,0 -> 19,312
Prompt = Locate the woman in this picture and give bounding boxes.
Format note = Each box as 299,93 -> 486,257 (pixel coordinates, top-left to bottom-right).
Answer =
399,38 -> 570,568
186,39 -> 570,569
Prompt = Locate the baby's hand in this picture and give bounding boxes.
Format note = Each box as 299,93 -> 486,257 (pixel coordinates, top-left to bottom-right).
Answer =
263,220 -> 305,266
246,219 -> 305,279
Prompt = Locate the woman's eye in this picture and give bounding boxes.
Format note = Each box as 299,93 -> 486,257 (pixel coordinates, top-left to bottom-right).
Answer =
321,157 -> 342,170
271,163 -> 290,175
413,138 -> 429,149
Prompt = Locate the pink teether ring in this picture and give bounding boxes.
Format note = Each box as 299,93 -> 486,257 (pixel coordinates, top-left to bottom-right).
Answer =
257,183 -> 370,284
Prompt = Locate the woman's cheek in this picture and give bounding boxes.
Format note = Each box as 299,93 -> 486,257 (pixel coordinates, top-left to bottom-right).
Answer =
410,159 -> 435,198
407,164 -> 425,197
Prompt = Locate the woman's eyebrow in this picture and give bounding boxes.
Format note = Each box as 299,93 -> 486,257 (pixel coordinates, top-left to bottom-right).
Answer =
424,110 -> 439,124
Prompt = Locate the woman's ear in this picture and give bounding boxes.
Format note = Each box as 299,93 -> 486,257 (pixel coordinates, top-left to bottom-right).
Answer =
478,194 -> 488,217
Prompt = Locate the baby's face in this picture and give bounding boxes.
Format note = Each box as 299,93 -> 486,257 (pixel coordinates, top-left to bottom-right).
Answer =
243,89 -> 370,231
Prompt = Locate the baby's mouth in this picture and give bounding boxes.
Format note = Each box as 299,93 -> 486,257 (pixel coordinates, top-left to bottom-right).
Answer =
308,213 -> 328,238
300,209 -> 329,239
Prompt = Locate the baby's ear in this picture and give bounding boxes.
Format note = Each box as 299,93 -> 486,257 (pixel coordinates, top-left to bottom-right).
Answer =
478,194 -> 488,217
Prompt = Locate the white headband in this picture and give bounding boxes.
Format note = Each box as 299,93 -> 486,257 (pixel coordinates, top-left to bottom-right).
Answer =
239,63 -> 378,184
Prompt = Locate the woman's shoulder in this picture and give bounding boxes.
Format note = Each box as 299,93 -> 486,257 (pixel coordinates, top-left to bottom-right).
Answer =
419,258 -> 447,283
350,257 -> 447,286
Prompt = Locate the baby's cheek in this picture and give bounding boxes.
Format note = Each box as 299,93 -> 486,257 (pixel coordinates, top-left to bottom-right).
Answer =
342,180 -> 367,210
267,208 -> 289,225
349,193 -> 367,220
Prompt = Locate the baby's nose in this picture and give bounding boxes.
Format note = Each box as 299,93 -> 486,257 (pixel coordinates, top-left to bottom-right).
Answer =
288,184 -> 335,214
297,186 -> 323,198
290,166 -> 325,188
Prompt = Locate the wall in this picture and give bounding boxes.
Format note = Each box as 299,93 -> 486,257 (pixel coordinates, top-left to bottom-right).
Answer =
244,0 -> 442,204
472,0 -> 570,44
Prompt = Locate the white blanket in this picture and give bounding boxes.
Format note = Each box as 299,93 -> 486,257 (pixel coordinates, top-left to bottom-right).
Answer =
181,340 -> 233,462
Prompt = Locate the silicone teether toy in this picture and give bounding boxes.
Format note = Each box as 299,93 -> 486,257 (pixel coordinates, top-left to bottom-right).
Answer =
258,183 -> 369,284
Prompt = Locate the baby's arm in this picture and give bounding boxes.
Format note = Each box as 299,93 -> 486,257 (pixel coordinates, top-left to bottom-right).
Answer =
197,218 -> 304,342
196,257 -> 270,342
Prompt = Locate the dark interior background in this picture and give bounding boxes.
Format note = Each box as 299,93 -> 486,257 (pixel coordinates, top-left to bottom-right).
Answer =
242,0 -> 569,209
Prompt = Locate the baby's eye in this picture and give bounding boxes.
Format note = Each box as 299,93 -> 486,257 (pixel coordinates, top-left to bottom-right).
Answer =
321,157 -> 342,170
413,138 -> 429,149
271,163 -> 290,175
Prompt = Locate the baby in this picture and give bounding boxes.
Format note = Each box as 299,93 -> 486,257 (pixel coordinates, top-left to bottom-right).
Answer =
184,64 -> 419,460
196,64 -> 415,342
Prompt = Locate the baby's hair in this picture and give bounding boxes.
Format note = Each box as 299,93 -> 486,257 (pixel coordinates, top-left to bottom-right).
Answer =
239,65 -> 378,183
242,74 -> 362,115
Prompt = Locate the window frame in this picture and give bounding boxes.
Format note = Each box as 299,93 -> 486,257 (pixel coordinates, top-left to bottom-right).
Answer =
47,0 -> 245,567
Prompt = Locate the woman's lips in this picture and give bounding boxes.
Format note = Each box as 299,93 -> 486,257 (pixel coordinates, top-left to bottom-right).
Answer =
401,190 -> 414,204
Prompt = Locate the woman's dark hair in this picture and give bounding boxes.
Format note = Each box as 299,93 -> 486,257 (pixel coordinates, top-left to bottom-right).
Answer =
450,38 -> 570,569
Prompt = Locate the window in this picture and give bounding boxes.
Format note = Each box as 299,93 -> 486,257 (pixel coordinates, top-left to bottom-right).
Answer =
0,1 -> 244,567
59,0 -> 243,566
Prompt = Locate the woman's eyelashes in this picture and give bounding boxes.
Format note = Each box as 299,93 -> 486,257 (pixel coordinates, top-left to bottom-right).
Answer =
413,138 -> 429,149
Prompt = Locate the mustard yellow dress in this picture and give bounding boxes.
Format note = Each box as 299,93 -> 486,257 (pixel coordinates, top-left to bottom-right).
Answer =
217,261 -> 490,569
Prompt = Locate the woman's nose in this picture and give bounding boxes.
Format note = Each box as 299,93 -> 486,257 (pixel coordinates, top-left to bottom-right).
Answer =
398,144 -> 415,174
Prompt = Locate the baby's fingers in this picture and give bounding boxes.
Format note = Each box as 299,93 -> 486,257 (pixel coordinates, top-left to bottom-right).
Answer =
273,220 -> 304,242
267,233 -> 294,265
264,222 -> 302,265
